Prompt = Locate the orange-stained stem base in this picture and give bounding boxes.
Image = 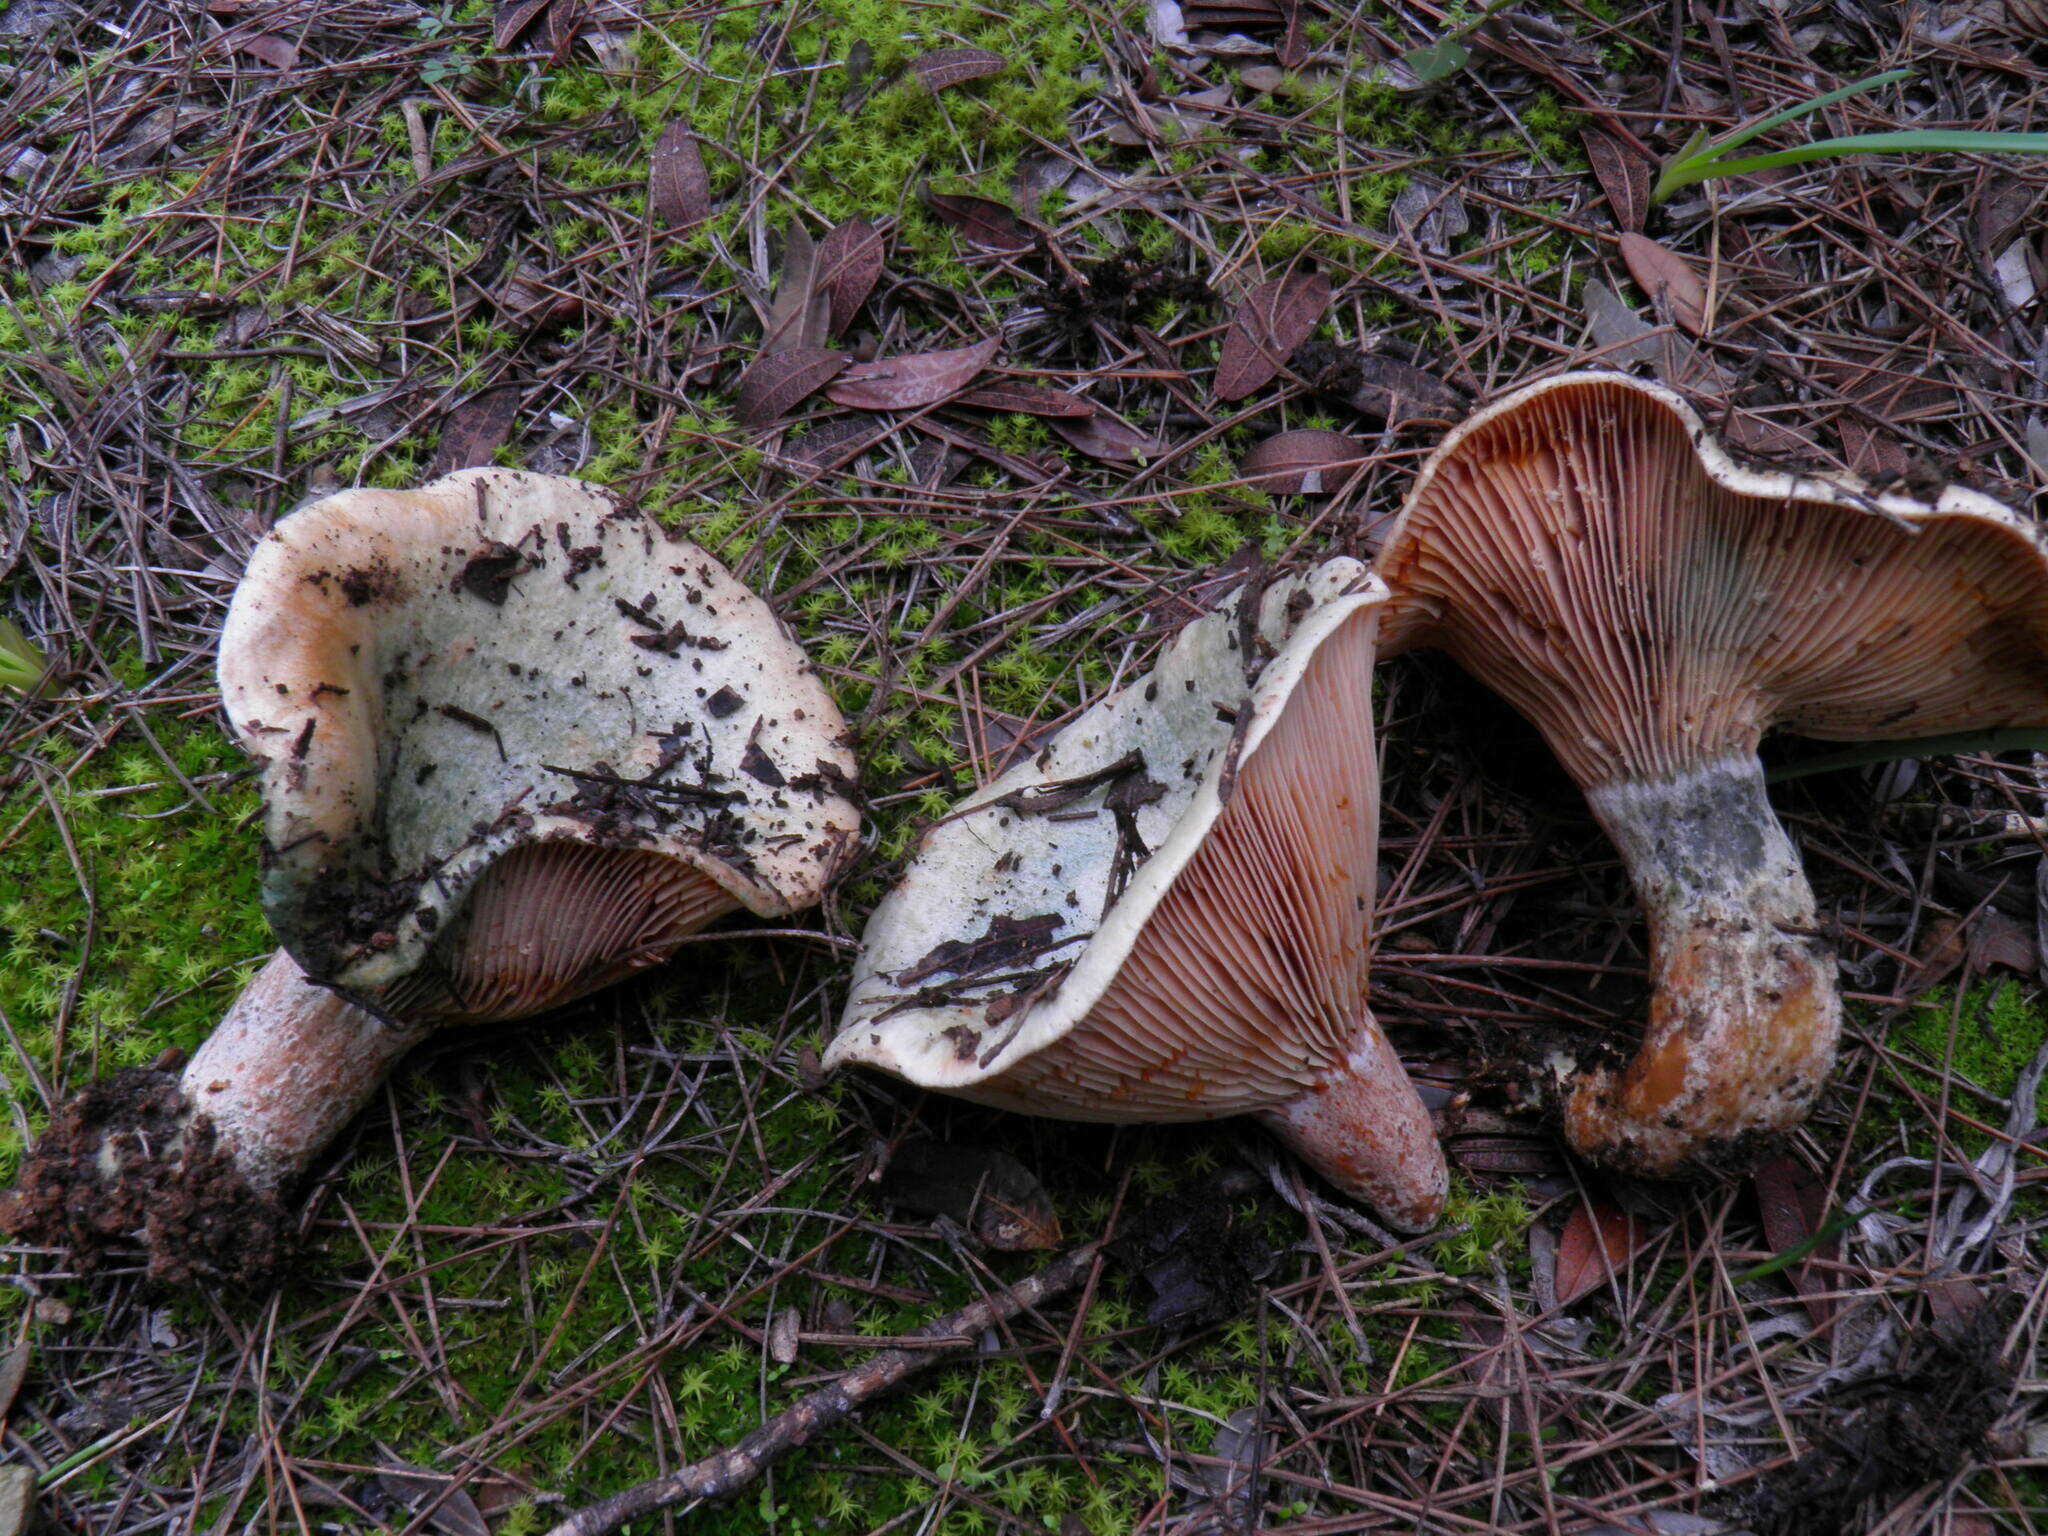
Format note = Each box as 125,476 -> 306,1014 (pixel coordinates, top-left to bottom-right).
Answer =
1258,1019 -> 1448,1232
181,948 -> 428,1196
1569,758 -> 1840,1177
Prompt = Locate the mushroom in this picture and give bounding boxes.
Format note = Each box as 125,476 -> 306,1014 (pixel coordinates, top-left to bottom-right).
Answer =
2,469 -> 860,1279
1375,371 -> 2048,1175
826,558 -> 1448,1232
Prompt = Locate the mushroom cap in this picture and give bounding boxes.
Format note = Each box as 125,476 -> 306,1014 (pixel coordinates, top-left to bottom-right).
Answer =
1377,372 -> 2048,786
219,468 -> 860,1008
826,558 -> 1389,1117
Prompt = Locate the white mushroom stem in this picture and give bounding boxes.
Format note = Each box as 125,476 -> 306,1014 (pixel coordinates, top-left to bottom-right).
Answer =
1258,1018 -> 1449,1233
180,949 -> 428,1197
1565,756 -> 1840,1176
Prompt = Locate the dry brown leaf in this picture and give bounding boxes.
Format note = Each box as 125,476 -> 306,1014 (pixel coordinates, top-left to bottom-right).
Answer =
762,221 -> 829,355
493,0 -> 550,49
925,191 -> 1036,254
1316,351 -> 1465,426
1753,1156 -> 1836,1326
816,218 -> 883,338
825,335 -> 999,411
1240,428 -> 1365,493
736,348 -> 849,427
374,1452 -> 491,1536
1214,270 -> 1332,401
0,1343 -> 27,1428
1555,1198 -> 1652,1305
954,383 -> 1094,418
1049,404 -> 1164,463
648,122 -> 710,230
231,30 -> 298,67
1618,232 -> 1708,337
910,47 -> 1007,92
429,384 -> 523,478
1582,129 -> 1651,233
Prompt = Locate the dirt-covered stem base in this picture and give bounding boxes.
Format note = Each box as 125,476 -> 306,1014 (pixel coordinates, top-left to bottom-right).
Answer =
1564,755 -> 1839,1176
0,949 -> 424,1282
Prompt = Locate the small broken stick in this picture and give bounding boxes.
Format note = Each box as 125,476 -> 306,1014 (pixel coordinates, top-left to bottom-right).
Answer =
542,1242 -> 1103,1536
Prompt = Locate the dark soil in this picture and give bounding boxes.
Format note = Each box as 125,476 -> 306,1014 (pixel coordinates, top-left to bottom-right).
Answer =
0,1068 -> 289,1286
1752,1294 -> 2020,1536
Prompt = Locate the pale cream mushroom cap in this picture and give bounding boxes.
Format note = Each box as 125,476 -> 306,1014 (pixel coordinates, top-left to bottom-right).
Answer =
219,468 -> 860,1022
828,559 -> 1447,1230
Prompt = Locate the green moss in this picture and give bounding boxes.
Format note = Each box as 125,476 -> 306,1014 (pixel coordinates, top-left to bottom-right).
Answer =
1889,982 -> 2048,1156
0,716 -> 271,1173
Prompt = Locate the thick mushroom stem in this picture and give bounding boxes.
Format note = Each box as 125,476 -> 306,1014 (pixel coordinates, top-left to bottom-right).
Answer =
0,948 -> 425,1282
1564,756 -> 1839,1176
180,949 -> 428,1198
1259,1017 -> 1449,1232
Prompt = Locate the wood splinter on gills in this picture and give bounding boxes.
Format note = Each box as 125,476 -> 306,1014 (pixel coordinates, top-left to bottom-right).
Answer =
1376,371 -> 2048,1176
827,558 -> 1448,1233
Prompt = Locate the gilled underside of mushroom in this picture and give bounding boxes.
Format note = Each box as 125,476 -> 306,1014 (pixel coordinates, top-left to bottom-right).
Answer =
1380,375 -> 2048,1175
971,610 -> 1448,1230
377,842 -> 742,1024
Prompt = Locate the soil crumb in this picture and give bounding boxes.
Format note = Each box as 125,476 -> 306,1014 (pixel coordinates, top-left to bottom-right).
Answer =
0,1068 -> 289,1286
1753,1292 -> 2018,1535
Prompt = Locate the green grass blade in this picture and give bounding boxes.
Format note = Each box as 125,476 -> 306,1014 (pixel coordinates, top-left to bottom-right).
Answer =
1694,68 -> 1912,159
1767,728 -> 2048,784
1656,129 -> 2048,199
1729,1206 -> 1861,1285
0,617 -> 50,695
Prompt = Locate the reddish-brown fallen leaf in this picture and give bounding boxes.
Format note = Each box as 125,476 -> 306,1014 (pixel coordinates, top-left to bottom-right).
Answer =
1241,428 -> 1366,493
1618,232 -> 1708,336
925,191 -> 1036,254
1183,0 -> 1283,25
1582,130 -> 1651,233
1214,270 -> 1332,401
1301,348 -> 1465,426
1754,1157 -> 1836,1327
762,222 -> 828,355
909,47 -> 1007,92
1278,0 -> 1307,67
493,0 -> 550,50
825,335 -> 1000,411
231,30 -> 298,67
498,261 -> 580,331
954,384 -> 1094,418
816,218 -> 883,338
776,416 -> 889,474
1049,405 -> 1164,463
737,348 -> 848,427
1555,1199 -> 1654,1305
543,0 -> 583,54
430,384 -> 523,478
648,122 -> 710,230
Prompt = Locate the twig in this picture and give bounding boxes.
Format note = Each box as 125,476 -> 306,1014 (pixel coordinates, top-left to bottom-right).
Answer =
543,1241 -> 1103,1536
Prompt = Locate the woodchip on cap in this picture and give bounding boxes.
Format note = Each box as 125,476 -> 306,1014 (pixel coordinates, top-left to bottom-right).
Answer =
220,467 -> 861,1022
1377,370 -> 2048,1175
827,558 -> 1448,1231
